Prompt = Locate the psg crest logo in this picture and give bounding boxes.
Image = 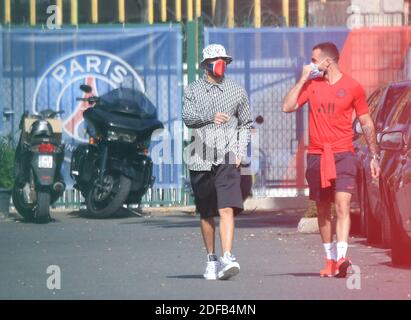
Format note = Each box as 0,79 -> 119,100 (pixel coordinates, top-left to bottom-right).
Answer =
336,88 -> 347,98
32,50 -> 145,162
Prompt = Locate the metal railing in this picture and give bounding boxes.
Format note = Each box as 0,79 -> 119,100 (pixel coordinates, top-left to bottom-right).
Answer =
1,0 -> 307,27
52,187 -> 192,209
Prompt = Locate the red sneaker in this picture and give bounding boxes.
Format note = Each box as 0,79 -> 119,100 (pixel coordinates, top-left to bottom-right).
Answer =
320,258 -> 337,277
335,257 -> 352,278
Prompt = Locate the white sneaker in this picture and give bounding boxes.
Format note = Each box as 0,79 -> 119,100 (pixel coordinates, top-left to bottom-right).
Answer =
203,260 -> 219,280
218,252 -> 240,280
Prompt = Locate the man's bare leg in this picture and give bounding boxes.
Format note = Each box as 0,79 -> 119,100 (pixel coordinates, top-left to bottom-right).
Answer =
218,207 -> 240,280
219,207 -> 234,254
201,217 -> 220,280
334,191 -> 353,277
200,217 -> 215,254
317,201 -> 337,277
316,201 -> 333,244
334,192 -> 352,243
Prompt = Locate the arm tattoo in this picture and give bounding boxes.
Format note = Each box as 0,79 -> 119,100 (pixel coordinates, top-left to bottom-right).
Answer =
362,124 -> 378,155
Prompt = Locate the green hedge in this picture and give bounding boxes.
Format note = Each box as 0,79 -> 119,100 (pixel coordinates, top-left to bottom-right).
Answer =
0,136 -> 15,190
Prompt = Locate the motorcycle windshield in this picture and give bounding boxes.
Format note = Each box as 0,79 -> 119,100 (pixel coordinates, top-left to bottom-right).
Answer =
98,88 -> 158,120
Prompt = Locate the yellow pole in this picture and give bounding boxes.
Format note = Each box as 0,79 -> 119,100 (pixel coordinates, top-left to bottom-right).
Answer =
254,0 -> 262,59
175,0 -> 182,21
227,0 -> 235,28
5,0 -> 11,24
196,0 -> 201,18
254,0 -> 261,28
30,0 -> 36,26
71,0 -> 78,25
211,0 -> 216,19
282,0 -> 289,26
56,0 -> 63,26
91,0 -> 98,24
161,0 -> 167,22
118,0 -> 125,23
148,0 -> 154,24
187,0 -> 193,21
298,0 -> 305,27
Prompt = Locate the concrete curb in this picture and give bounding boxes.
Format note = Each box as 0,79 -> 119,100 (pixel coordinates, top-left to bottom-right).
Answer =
244,196 -> 309,211
141,206 -> 196,215
297,217 -> 320,234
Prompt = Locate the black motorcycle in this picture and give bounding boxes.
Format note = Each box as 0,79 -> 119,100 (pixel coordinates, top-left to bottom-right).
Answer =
12,109 -> 66,223
70,85 -> 163,218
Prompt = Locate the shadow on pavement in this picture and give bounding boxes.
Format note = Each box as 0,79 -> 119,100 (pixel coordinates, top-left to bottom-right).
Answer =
67,208 -> 144,220
371,261 -> 411,270
3,212 -> 62,224
118,210 -> 304,230
265,273 -> 319,277
166,275 -> 204,279
351,238 -> 389,250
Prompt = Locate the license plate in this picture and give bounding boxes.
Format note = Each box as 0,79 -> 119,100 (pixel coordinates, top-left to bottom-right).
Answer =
38,155 -> 53,169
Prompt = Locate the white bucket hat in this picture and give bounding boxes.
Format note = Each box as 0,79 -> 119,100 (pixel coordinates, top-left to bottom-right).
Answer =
200,44 -> 233,67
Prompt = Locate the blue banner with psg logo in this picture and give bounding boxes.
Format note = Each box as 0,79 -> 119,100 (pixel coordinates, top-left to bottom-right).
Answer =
0,26 -> 183,188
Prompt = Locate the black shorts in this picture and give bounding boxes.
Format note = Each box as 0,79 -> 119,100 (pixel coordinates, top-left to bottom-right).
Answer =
305,151 -> 358,203
190,158 -> 244,219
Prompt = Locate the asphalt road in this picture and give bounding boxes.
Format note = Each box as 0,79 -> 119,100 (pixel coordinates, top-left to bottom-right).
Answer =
1,208 -> 411,300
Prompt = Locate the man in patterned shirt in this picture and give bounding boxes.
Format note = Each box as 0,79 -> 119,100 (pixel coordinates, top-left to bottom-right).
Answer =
182,44 -> 253,280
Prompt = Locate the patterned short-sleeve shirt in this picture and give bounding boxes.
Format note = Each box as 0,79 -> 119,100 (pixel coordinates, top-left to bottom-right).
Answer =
182,75 -> 253,171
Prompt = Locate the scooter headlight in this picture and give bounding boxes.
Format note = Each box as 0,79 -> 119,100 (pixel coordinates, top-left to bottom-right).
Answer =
107,130 -> 118,141
107,130 -> 136,143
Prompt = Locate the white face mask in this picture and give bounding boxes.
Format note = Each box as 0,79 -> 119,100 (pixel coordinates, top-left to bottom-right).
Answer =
309,59 -> 327,79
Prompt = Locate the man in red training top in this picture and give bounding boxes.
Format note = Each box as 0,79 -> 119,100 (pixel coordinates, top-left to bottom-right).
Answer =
282,42 -> 380,278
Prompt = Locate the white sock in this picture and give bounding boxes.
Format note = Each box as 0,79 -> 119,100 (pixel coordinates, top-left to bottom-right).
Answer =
323,243 -> 336,260
331,241 -> 337,261
223,251 -> 236,262
337,242 -> 348,260
223,251 -> 231,259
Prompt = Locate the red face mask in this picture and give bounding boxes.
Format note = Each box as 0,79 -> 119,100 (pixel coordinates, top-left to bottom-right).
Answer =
206,59 -> 226,78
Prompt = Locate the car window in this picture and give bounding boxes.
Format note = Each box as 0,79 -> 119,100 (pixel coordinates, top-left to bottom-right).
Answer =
375,86 -> 410,130
352,87 -> 385,142
367,87 -> 385,121
388,89 -> 411,127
